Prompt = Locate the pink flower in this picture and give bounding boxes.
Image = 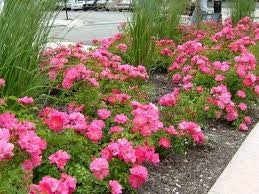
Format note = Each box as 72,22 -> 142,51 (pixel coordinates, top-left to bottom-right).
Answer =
172,74 -> 182,84
238,103 -> 247,111
0,128 -> 10,141
90,158 -> 109,180
164,126 -> 177,135
255,85 -> 259,95
183,82 -> 193,91
109,180 -> 123,194
17,96 -> 34,105
128,165 -> 148,189
110,126 -> 124,133
30,173 -> 76,194
67,102 -> 85,113
159,88 -> 180,107
101,138 -> 136,163
0,112 -> 18,129
48,150 -> 70,170
86,120 -> 105,143
237,90 -> 246,99
159,137 -> 171,149
196,86 -> 204,94
114,114 -> 128,124
160,48 -> 173,57
135,145 -> 160,165
178,121 -> 204,145
116,43 -> 128,53
132,102 -> 163,137
0,139 -> 14,161
243,73 -> 256,87
98,109 -> 111,120
215,74 -> 225,82
244,116 -> 252,125
0,79 -> 5,88
46,115 -> 64,132
239,123 -> 248,131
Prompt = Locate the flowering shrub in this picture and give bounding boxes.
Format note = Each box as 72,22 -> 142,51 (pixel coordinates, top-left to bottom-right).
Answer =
165,17 -> 258,129
1,16 -> 257,194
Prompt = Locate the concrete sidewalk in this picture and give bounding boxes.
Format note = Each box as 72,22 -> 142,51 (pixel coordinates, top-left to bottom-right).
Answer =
208,122 -> 259,194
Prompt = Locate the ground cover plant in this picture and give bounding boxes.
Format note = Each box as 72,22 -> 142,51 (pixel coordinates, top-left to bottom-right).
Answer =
0,2 -> 258,194
0,43 -> 203,193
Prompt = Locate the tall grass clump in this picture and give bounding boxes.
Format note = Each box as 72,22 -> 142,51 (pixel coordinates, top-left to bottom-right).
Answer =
126,0 -> 162,68
229,0 -> 256,25
126,0 -> 188,70
157,0 -> 188,39
0,0 -> 57,97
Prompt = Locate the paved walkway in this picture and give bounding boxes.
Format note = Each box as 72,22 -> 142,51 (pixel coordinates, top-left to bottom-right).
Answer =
208,122 -> 259,194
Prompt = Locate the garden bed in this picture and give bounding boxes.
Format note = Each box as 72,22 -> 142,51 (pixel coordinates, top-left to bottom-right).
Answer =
0,4 -> 258,193
138,74 -> 259,194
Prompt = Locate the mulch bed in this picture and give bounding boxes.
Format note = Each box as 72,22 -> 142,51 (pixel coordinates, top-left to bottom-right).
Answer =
137,73 -> 259,194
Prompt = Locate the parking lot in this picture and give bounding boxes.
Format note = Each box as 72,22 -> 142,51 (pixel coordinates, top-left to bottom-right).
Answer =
50,10 -> 130,44
50,2 -> 259,45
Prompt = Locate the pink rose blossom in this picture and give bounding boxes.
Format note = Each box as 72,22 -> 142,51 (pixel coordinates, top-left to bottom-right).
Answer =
196,86 -> 204,94
114,114 -> 128,124
255,85 -> 259,95
239,123 -> 248,131
159,137 -> 171,149
0,139 -> 14,161
215,74 -> 225,82
17,96 -> 34,105
90,158 -> 109,180
98,109 -> 111,120
110,126 -> 124,133
238,103 -> 247,111
128,165 -> 148,189
244,116 -> 252,125
48,150 -> 70,170
0,79 -> 5,88
237,90 -> 246,99
109,180 -> 123,194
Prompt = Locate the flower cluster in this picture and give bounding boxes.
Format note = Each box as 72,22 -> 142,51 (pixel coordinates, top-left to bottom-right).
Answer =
116,43 -> 128,53
167,17 -> 258,130
62,64 -> 99,89
159,88 -> 180,107
178,121 -> 204,144
101,138 -> 136,164
30,173 -> 76,194
90,158 -> 109,180
48,150 -> 71,170
0,128 -> 14,161
0,112 -> 47,171
128,165 -> 148,189
17,96 -> 34,105
104,89 -> 131,105
109,180 -> 123,194
131,101 -> 163,137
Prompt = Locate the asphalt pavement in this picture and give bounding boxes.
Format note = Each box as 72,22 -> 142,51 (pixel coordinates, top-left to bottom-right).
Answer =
49,11 -> 130,45
49,2 -> 259,45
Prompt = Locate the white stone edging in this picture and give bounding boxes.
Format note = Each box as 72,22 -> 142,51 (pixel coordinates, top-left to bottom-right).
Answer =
208,122 -> 259,194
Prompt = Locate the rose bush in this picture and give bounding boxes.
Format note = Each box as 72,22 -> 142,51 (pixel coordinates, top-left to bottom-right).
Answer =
0,17 -> 258,194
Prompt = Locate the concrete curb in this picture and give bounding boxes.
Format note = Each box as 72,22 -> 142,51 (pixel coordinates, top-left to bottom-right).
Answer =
208,122 -> 259,194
